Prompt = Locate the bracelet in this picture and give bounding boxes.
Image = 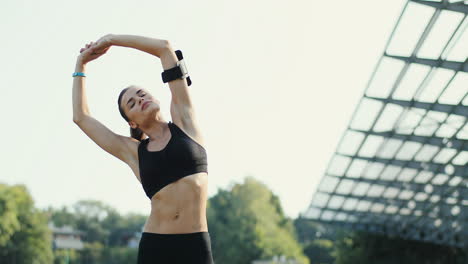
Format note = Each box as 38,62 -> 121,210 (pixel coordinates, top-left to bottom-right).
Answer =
72,72 -> 86,77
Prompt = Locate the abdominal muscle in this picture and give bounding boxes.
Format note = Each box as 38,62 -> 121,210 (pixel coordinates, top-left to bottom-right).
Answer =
142,172 -> 209,234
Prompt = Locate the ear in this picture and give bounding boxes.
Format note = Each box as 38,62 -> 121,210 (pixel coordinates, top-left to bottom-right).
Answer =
129,121 -> 138,129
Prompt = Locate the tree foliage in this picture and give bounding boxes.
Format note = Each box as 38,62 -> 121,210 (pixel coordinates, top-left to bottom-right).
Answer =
303,239 -> 334,264
333,230 -> 468,264
53,249 -> 79,264
294,217 -> 335,264
208,176 -> 309,264
45,200 -> 145,263
0,183 -> 53,264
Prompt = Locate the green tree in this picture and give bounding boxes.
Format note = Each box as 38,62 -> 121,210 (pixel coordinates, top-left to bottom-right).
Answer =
333,231 -> 468,264
293,217 -> 335,264
102,247 -> 138,264
303,239 -> 334,264
53,249 -> 79,264
78,242 -> 104,263
47,200 -> 146,263
102,211 -> 146,247
72,200 -> 116,244
45,206 -> 76,228
208,177 -> 309,264
294,216 -> 336,243
0,183 -> 53,263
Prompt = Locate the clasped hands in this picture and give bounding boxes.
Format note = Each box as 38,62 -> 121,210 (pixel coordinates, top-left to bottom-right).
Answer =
78,34 -> 114,64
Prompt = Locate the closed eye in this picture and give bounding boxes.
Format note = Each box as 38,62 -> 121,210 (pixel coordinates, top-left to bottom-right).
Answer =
127,89 -> 143,108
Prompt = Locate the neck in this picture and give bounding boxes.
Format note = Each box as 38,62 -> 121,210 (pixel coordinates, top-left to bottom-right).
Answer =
138,114 -> 168,141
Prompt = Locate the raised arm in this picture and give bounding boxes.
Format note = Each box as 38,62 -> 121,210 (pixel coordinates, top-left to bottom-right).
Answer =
72,43 -> 139,173
93,34 -> 202,143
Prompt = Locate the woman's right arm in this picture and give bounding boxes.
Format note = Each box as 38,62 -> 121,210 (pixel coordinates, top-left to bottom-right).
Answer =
72,45 -> 139,168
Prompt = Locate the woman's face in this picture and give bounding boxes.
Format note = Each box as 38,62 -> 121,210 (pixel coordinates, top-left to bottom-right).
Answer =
121,86 -> 160,128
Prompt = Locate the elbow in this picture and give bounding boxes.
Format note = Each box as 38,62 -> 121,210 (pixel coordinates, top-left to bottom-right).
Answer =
161,39 -> 175,54
73,113 -> 88,124
163,39 -> 171,49
159,40 -> 174,59
73,118 -> 81,124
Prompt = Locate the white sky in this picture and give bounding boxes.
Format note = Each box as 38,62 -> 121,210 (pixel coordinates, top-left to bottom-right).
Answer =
0,0 -> 406,218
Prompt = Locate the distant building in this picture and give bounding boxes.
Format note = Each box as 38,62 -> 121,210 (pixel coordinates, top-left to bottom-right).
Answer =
49,222 -> 84,250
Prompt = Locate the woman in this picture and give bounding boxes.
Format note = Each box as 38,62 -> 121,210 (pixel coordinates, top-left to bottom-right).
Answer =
72,34 -> 214,264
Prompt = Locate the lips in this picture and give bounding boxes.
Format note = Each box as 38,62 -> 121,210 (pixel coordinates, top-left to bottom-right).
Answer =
141,101 -> 151,110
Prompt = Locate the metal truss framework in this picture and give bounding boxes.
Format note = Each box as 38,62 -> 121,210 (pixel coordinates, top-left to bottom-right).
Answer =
305,0 -> 468,248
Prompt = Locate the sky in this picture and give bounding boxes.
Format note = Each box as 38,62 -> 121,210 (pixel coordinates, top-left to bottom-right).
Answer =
0,0 -> 406,219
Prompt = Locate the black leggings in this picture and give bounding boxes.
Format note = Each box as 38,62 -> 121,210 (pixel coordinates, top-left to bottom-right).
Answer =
137,232 -> 214,264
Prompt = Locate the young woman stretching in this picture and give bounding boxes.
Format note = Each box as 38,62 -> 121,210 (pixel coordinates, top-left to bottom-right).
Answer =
72,34 -> 214,263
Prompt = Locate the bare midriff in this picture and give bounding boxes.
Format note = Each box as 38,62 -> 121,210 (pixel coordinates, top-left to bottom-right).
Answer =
142,172 -> 209,234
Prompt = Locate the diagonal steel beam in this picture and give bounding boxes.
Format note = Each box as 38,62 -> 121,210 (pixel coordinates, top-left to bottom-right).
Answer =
384,54 -> 468,72
325,174 -> 467,198
338,153 -> 467,177
349,128 -> 468,150
365,95 -> 468,116
317,190 -> 468,220
308,205 -> 455,224
411,0 -> 468,14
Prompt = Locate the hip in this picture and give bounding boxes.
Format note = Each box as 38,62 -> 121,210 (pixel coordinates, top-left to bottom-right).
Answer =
137,231 -> 214,264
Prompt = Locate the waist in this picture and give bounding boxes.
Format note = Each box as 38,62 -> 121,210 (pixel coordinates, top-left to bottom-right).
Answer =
144,209 -> 208,234
144,173 -> 209,234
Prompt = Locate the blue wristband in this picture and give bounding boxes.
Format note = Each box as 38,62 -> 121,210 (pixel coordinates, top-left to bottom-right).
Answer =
72,72 -> 86,77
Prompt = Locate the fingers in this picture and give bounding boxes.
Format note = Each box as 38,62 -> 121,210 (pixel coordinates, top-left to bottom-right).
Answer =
91,43 -> 110,55
78,40 -> 110,61
79,41 -> 96,53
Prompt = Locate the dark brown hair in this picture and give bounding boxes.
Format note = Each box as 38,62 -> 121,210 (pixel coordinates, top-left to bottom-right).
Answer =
118,87 -> 145,141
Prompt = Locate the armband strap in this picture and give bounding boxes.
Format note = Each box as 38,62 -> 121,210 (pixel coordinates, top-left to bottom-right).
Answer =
161,50 -> 192,86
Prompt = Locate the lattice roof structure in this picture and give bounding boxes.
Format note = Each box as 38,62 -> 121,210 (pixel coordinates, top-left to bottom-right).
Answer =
304,0 -> 468,248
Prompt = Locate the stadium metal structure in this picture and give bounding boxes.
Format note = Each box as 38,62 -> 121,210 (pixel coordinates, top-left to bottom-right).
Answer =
304,0 -> 468,248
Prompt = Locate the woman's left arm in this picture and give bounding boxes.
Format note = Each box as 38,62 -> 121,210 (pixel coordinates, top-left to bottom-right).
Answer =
93,34 -> 201,141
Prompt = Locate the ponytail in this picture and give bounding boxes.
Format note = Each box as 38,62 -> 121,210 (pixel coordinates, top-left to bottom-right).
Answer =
130,127 -> 145,141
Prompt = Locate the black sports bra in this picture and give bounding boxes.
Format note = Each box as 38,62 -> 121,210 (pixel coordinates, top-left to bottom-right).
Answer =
137,121 -> 208,199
